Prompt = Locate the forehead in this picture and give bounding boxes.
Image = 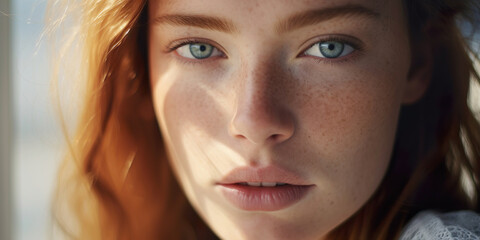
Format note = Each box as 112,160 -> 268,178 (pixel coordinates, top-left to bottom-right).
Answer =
151,0 -> 387,12
149,0 -> 399,27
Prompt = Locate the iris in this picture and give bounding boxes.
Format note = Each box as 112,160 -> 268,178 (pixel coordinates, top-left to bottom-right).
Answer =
189,43 -> 214,59
319,42 -> 345,58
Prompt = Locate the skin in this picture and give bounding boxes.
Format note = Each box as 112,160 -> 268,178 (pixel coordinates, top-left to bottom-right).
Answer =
148,0 -> 430,239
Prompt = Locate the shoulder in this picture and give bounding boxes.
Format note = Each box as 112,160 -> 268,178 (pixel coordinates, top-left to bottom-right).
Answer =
399,210 -> 480,240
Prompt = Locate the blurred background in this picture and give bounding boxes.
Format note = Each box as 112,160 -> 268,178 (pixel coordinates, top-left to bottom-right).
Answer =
2,0 -> 64,239
11,0 -> 62,238
0,0 -> 479,240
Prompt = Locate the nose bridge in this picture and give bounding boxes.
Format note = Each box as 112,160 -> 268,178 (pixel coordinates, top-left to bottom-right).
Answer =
229,55 -> 295,145
241,58 -> 277,113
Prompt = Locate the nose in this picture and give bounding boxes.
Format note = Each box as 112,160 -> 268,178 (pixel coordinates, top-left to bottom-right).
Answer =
228,61 -> 295,146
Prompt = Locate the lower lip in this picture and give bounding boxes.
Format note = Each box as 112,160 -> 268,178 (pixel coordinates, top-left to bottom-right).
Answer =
218,184 -> 313,211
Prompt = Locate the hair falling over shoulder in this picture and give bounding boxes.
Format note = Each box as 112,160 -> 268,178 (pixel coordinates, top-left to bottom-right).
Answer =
49,0 -> 480,239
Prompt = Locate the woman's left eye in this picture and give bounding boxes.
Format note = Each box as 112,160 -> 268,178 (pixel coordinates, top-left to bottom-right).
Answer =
304,41 -> 355,59
176,43 -> 223,59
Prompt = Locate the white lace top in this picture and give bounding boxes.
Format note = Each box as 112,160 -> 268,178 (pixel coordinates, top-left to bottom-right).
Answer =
399,211 -> 480,240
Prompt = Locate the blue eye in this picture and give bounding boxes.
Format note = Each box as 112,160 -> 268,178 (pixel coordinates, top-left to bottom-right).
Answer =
176,43 -> 223,59
189,43 -> 213,59
304,41 -> 354,59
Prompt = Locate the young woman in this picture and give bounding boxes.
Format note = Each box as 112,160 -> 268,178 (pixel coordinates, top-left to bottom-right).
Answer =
51,0 -> 480,239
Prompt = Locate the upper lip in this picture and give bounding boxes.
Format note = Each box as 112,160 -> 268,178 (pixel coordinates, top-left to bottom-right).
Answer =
217,165 -> 312,185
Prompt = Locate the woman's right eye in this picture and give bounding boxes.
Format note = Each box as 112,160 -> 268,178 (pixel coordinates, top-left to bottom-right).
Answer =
175,43 -> 224,59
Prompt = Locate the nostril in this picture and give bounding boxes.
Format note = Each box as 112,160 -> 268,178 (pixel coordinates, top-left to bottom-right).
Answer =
269,134 -> 280,141
235,134 -> 247,140
267,133 -> 288,144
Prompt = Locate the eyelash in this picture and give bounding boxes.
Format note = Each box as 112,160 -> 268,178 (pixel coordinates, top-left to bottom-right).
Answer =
166,36 -> 363,64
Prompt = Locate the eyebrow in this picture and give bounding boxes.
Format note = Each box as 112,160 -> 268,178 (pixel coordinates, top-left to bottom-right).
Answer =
153,14 -> 238,33
152,4 -> 380,34
275,5 -> 381,34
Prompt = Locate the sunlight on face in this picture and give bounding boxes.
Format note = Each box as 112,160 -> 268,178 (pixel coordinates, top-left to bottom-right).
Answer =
148,0 -> 415,239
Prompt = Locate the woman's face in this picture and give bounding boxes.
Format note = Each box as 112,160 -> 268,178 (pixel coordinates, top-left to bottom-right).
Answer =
148,0 -> 425,239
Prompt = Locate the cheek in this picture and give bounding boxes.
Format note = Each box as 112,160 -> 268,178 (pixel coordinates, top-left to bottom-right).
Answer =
149,56 -> 230,203
151,62 -> 229,148
292,55 -> 408,209
299,68 -> 403,156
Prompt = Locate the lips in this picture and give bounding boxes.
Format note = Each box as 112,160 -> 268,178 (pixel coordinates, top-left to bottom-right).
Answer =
216,165 -> 314,211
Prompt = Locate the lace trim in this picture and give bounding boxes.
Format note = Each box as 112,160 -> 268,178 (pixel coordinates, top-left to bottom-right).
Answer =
399,211 -> 480,240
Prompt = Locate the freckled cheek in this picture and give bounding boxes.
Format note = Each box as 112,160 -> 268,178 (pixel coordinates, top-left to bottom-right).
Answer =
300,74 -> 399,135
296,69 -> 403,179
322,88 -> 392,135
293,77 -> 402,209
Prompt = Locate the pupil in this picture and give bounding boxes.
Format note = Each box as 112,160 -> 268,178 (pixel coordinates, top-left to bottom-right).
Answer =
328,44 -> 335,50
200,45 -> 206,52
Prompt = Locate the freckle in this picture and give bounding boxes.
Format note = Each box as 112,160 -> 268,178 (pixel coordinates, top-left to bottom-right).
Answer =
330,201 -> 334,206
